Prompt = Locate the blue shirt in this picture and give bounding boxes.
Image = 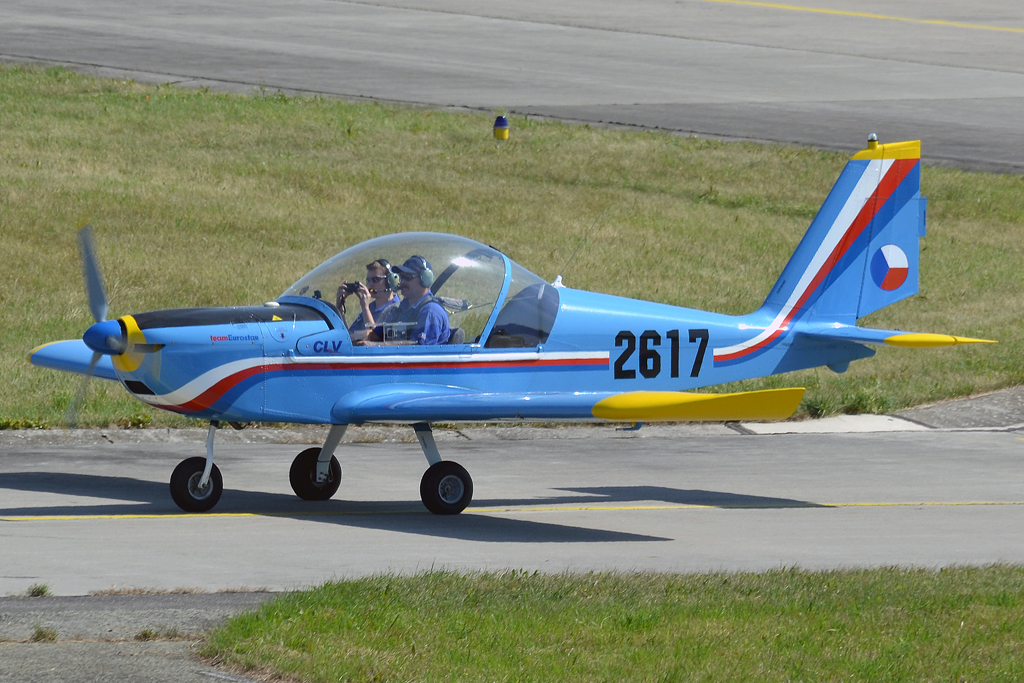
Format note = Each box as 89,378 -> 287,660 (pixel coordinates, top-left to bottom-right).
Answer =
377,293 -> 450,344
349,295 -> 399,335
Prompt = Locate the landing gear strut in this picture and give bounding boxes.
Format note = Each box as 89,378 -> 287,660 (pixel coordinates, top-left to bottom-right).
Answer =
414,423 -> 473,515
169,422 -> 223,512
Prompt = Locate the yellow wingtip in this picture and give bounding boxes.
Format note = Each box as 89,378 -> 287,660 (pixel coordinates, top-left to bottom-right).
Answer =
592,387 -> 806,422
885,333 -> 997,348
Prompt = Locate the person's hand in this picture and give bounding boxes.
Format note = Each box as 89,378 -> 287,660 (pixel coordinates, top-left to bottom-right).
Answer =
335,284 -> 350,310
355,283 -> 371,304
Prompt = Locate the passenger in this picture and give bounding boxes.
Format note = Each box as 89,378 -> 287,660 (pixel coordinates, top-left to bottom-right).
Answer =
367,255 -> 450,345
336,259 -> 400,341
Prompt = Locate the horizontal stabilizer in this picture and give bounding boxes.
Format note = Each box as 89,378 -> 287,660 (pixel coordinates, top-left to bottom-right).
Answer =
799,325 -> 996,348
27,340 -> 119,380
591,388 -> 805,422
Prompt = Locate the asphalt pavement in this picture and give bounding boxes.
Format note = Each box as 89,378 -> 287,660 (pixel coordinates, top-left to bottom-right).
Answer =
0,593 -> 272,683
2,0 -> 1022,172
1,387 -> 1022,680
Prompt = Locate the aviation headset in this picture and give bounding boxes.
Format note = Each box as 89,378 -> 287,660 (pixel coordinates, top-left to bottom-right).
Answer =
408,255 -> 434,288
369,259 -> 401,292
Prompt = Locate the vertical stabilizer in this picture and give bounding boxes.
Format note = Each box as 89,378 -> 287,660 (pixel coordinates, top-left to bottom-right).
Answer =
762,139 -> 925,324
713,138 -> 925,366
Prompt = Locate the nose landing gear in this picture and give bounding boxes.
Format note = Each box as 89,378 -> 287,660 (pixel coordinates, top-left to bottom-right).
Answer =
169,423 -> 224,512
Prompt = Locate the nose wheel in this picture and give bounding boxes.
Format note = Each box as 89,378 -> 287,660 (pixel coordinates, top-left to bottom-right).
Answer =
169,456 -> 223,512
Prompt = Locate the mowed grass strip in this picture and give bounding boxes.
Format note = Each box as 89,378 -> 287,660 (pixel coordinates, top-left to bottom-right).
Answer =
1,65 -> 1022,427
204,567 -> 1024,683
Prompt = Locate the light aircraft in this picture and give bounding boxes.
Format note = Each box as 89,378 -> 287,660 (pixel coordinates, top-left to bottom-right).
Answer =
29,137 -> 992,514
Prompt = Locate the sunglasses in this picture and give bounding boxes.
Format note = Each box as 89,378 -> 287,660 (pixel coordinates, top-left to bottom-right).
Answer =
366,276 -> 387,284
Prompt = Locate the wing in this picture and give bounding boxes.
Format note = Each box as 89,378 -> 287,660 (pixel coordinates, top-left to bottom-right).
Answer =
331,383 -> 805,423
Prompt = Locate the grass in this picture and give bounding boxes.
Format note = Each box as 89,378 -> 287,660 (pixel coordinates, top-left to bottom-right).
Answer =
135,627 -> 184,641
25,583 -> 50,598
1,65 -> 1021,427
30,625 -> 57,642
204,568 -> 1024,683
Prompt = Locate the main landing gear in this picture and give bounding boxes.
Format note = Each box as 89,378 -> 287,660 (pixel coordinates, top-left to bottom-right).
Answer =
167,421 -> 473,515
288,425 -> 345,501
414,422 -> 473,515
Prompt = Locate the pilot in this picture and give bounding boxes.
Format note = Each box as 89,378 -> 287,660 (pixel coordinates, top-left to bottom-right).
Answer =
337,259 -> 400,340
368,255 -> 450,345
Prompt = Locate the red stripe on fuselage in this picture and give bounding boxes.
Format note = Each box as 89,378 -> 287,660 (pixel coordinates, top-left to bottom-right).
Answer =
162,356 -> 609,413
716,158 -> 917,362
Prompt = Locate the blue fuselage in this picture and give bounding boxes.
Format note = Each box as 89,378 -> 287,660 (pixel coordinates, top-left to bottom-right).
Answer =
112,288 -> 867,424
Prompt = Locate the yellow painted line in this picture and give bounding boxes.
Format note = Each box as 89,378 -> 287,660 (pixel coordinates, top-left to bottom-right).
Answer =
3,500 -> 1024,521
703,0 -> 1024,34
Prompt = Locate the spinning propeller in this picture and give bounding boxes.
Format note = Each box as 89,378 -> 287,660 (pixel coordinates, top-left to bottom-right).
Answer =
65,225 -> 109,427
65,226 -> 161,426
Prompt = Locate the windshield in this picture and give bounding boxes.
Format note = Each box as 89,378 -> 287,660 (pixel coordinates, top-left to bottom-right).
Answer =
283,232 -> 539,343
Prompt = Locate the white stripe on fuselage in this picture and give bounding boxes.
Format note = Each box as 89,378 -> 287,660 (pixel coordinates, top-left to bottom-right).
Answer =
132,350 -> 610,407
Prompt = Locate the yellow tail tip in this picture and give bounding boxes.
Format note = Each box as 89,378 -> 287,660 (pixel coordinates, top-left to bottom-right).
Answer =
885,333 -> 997,348
851,139 -> 920,161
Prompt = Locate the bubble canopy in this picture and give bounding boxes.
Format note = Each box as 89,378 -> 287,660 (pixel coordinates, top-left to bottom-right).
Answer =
281,232 -> 559,346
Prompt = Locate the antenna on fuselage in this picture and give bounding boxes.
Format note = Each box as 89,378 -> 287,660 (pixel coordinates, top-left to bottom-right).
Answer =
552,209 -> 606,288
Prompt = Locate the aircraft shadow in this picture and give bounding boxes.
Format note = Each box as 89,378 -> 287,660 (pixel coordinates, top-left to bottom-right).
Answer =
0,472 -> 665,543
491,485 -> 826,510
0,474 -> 823,543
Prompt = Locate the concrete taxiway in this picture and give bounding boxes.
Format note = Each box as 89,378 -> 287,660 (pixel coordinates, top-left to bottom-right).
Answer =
2,414 -> 1022,681
2,0 -> 1022,172
2,393 -> 1022,597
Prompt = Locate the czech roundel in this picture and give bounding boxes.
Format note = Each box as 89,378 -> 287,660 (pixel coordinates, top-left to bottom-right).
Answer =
871,244 -> 909,291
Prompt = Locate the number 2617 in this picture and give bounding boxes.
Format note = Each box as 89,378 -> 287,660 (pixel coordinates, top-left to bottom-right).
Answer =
613,329 -> 708,379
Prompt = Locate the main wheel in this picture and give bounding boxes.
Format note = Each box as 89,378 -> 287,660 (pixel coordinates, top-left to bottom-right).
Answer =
289,447 -> 342,501
169,457 -> 223,512
420,461 -> 473,515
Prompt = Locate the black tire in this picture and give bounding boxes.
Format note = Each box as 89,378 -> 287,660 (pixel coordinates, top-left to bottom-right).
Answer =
420,461 -> 473,515
169,456 -> 223,512
289,447 -> 342,501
